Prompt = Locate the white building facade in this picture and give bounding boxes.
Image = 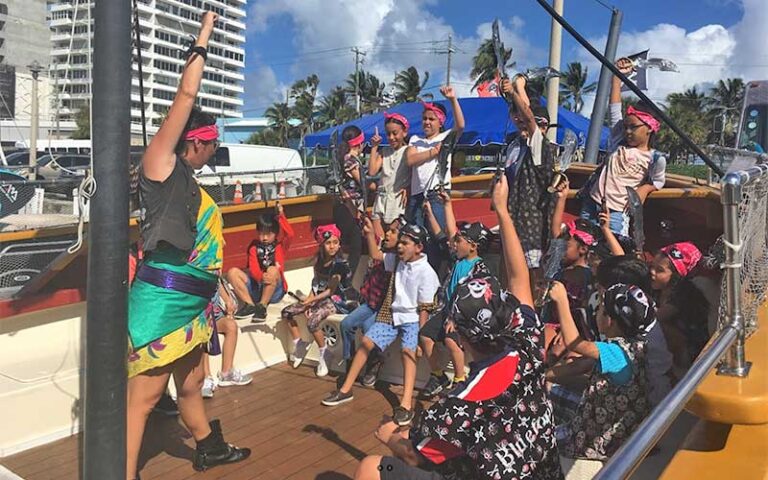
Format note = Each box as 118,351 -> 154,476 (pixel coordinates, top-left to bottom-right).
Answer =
48,0 -> 246,141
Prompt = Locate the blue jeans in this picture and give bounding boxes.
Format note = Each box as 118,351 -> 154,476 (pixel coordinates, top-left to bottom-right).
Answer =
579,197 -> 629,237
407,191 -> 448,270
340,303 -> 378,359
247,277 -> 286,304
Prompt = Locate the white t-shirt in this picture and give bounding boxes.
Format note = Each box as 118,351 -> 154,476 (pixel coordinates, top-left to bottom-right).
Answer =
383,252 -> 439,326
408,130 -> 452,195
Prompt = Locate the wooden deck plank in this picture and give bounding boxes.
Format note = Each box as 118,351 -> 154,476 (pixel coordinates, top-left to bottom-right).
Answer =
1,363 -> 419,480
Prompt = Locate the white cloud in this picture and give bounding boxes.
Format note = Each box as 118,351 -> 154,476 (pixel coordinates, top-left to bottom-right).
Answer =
244,65 -> 288,115
247,1 -> 544,107
578,0 -> 768,115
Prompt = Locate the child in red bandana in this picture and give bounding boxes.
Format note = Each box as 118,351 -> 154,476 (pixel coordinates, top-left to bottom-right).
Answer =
578,57 -> 667,238
650,241 -> 710,374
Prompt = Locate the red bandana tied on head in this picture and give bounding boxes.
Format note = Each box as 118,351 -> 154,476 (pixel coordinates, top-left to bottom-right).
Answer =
626,106 -> 661,133
566,220 -> 596,247
185,124 -> 219,142
421,102 -> 446,126
383,112 -> 410,131
314,224 -> 341,243
347,132 -> 365,147
661,242 -> 702,277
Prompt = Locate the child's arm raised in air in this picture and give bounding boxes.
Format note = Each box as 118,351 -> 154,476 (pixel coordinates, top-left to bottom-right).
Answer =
441,85 -> 465,134
550,282 -> 599,359
362,216 -> 384,261
611,57 -> 634,106
491,175 -> 534,307
368,127 -> 383,177
441,191 -> 458,239
599,210 -> 625,256
500,76 -> 538,140
550,178 -> 569,239
423,199 -> 443,239
276,202 -> 295,250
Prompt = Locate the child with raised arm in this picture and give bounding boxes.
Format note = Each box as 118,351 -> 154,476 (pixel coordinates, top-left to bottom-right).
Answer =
226,202 -> 293,322
419,192 -> 491,398
551,280 -> 654,476
369,114 -> 410,239
405,85 -> 465,268
353,175 -> 562,480
323,221 -> 439,428
578,57 -> 667,237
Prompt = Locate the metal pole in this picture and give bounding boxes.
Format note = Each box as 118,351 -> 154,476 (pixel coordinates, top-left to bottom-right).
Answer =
28,61 -> 42,180
534,0 -> 725,177
595,326 -> 739,479
584,8 -> 622,164
351,48 -> 365,115
717,173 -> 752,377
446,33 -> 453,86
85,0 -> 131,476
545,0 -> 564,142
132,0 -> 148,147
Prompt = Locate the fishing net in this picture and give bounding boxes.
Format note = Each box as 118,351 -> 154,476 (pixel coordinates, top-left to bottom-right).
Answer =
0,237 -> 74,297
715,159 -> 768,336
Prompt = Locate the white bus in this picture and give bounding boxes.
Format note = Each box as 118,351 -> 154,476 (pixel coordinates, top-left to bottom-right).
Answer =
13,139 -> 92,155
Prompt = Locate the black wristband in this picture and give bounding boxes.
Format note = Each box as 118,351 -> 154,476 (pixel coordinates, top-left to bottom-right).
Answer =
186,45 -> 208,61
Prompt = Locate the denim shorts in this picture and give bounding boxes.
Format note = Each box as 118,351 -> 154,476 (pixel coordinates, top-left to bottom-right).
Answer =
365,321 -> 419,352
247,277 -> 285,304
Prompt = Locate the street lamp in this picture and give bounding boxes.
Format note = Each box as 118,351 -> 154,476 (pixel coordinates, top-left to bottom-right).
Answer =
28,60 -> 43,180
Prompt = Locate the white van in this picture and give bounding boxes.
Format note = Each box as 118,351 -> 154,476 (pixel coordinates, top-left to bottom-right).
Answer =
196,143 -> 305,198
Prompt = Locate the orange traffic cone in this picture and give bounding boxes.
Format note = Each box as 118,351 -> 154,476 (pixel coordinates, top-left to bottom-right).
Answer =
233,180 -> 244,204
254,181 -> 263,201
278,181 -> 286,199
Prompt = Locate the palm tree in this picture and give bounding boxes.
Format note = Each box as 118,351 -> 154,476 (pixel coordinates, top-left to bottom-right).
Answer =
559,62 -> 596,113
470,38 -> 512,92
667,86 -> 707,111
290,74 -> 320,139
705,78 -> 744,145
264,102 -> 293,147
317,86 -> 355,128
393,66 -> 430,103
346,70 -> 386,114
246,128 -> 283,147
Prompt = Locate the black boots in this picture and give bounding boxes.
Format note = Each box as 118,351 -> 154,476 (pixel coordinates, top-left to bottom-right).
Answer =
192,419 -> 251,471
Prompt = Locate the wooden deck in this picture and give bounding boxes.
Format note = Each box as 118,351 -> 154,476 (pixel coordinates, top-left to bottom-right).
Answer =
1,363 -> 421,480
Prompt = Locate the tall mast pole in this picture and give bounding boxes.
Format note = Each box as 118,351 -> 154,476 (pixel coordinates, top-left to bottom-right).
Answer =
545,0 -> 564,142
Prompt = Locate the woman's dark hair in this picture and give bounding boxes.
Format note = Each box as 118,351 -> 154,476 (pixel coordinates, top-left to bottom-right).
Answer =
256,213 -> 280,235
175,107 -> 217,155
423,103 -> 448,132
596,254 -> 652,295
340,125 -> 363,158
384,116 -> 407,130
630,101 -> 659,148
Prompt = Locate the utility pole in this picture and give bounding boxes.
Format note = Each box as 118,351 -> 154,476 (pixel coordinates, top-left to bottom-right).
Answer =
546,0 -> 564,142
584,8 -> 622,164
351,47 -> 366,114
53,63 -> 61,139
28,61 -> 43,181
446,34 -> 455,85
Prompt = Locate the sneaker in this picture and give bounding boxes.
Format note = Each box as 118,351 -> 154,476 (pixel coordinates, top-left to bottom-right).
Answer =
361,358 -> 383,388
421,374 -> 450,398
218,369 -> 253,387
393,406 -> 414,426
321,389 -> 354,406
316,348 -> 329,377
291,340 -> 310,369
234,303 -> 257,320
153,393 -> 179,416
251,304 -> 268,323
202,377 -> 216,398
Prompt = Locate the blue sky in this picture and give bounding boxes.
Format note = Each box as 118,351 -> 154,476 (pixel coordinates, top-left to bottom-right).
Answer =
241,0 -> 764,116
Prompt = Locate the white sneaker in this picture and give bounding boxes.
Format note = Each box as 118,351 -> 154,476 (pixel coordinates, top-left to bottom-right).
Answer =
202,376 -> 216,398
292,340 -> 310,369
218,369 -> 253,387
316,348 -> 329,377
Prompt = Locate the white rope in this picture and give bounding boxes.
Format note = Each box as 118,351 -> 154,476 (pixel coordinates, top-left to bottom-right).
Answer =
721,238 -> 743,269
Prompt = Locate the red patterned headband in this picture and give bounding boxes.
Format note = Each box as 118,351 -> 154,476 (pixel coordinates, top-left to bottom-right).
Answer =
566,220 -> 596,247
384,112 -> 410,131
661,242 -> 701,277
314,224 -> 341,243
185,124 -> 219,141
421,102 -> 446,125
626,106 -> 661,133
347,132 -> 365,147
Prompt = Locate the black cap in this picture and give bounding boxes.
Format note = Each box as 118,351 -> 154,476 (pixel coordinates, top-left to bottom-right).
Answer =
458,222 -> 491,249
399,223 -> 428,246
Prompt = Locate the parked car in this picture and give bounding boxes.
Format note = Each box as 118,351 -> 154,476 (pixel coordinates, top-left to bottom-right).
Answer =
36,154 -> 91,180
1,150 -> 47,168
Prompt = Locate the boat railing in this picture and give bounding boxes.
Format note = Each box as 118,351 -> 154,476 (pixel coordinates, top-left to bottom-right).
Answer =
195,165 -> 331,205
595,161 -> 768,479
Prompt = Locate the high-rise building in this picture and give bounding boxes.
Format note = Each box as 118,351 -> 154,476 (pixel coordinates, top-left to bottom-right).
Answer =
48,0 -> 246,140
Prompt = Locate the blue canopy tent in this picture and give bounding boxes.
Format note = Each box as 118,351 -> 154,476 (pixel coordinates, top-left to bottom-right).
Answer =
304,97 -> 610,149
